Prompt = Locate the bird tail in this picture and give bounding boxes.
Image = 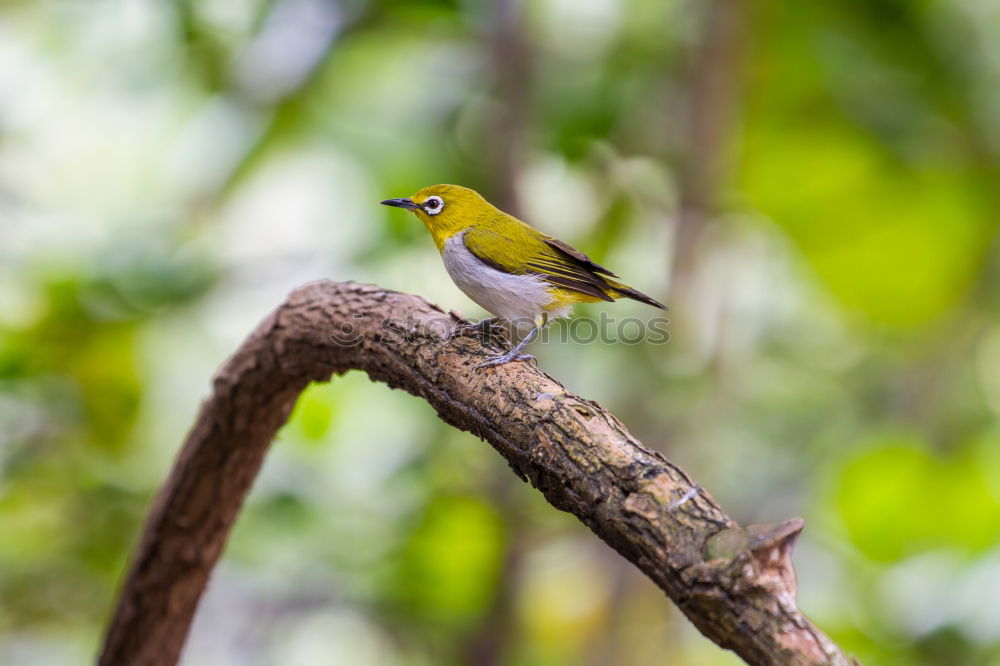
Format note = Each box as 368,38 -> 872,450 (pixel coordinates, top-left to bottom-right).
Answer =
609,282 -> 667,310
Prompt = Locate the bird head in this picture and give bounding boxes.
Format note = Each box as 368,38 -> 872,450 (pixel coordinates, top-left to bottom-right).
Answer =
381,184 -> 494,249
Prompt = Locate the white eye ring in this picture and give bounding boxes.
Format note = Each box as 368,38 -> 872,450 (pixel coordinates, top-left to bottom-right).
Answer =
423,196 -> 444,215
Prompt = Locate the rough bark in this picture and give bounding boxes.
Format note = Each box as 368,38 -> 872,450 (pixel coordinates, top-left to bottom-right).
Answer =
99,280 -> 857,666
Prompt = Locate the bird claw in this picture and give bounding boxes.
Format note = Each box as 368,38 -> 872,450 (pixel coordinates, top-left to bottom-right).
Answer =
476,352 -> 536,369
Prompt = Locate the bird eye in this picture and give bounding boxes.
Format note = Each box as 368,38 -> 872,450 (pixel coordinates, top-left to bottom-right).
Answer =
423,196 -> 444,215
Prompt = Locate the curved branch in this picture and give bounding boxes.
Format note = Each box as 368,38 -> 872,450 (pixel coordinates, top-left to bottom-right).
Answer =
99,281 -> 856,666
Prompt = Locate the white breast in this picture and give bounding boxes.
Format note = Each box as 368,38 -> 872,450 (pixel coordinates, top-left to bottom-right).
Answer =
442,232 -> 568,324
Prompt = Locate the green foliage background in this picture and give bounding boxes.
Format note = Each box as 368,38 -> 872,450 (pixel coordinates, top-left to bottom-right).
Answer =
2,1 -> 1000,664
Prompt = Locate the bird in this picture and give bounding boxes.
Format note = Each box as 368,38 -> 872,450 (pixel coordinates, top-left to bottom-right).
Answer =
381,184 -> 665,368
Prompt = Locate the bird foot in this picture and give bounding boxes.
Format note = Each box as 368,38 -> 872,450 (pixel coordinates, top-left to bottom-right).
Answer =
476,352 -> 536,369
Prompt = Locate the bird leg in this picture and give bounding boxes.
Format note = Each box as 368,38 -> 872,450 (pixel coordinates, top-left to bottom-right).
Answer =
456,317 -> 508,349
457,316 -> 503,336
477,325 -> 538,368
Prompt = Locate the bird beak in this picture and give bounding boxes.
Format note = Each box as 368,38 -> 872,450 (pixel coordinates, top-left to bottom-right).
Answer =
380,197 -> 421,210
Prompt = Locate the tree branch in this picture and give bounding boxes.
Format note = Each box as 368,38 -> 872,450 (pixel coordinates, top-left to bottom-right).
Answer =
99,280 -> 856,666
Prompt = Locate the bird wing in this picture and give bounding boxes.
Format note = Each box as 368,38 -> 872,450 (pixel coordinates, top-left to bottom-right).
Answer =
462,226 -> 616,302
540,237 -> 618,277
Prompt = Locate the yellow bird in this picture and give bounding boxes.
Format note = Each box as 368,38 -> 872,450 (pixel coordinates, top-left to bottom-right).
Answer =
381,184 -> 665,367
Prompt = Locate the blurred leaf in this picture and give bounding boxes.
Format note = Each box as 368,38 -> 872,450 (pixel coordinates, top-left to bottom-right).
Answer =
743,117 -> 992,328
384,495 -> 505,633
285,382 -> 338,443
835,435 -> 1000,561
